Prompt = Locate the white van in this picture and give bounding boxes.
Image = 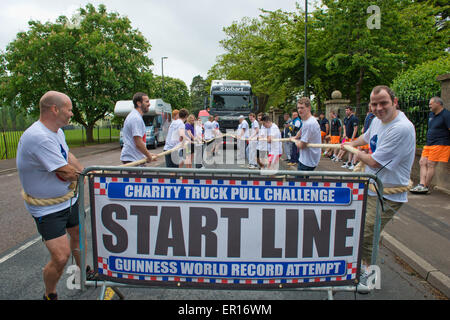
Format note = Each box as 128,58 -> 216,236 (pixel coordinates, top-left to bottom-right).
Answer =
114,99 -> 172,149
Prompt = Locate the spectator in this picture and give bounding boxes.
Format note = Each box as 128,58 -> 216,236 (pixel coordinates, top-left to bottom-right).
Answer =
327,110 -> 342,159
282,113 -> 293,162
288,111 -> 302,166
410,97 -> 450,194
318,112 -> 329,145
337,106 -> 359,170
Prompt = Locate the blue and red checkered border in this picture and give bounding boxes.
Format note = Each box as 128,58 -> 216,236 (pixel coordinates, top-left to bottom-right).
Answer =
93,177 -> 365,202
96,257 -> 357,285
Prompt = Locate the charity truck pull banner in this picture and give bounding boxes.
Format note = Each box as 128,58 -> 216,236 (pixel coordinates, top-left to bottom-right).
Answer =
89,174 -> 368,288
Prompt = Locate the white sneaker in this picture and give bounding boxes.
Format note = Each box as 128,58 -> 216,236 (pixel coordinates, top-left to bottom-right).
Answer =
341,162 -> 349,168
348,164 -> 355,170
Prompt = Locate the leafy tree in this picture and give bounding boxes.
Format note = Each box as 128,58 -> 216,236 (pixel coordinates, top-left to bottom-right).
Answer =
190,75 -> 209,114
3,3 -> 153,142
208,1 -> 447,113
391,54 -> 450,101
207,11 -> 300,112
151,76 -> 190,111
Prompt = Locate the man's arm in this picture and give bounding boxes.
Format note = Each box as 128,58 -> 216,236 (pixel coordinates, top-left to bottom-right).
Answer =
133,136 -> 156,162
344,136 -> 380,168
250,126 -> 259,140
351,124 -> 358,140
53,152 -> 83,182
68,152 -> 84,172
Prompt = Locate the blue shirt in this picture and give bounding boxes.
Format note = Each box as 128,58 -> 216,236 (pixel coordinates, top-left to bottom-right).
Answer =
426,108 -> 450,146
363,112 -> 375,132
344,114 -> 359,138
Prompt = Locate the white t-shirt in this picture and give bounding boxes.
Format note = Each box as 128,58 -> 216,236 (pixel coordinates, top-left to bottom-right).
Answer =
267,123 -> 282,155
16,121 -> 78,218
299,116 -> 322,167
195,124 -> 203,142
250,120 -> 259,140
257,125 -> 268,151
204,121 -> 214,140
237,120 -> 249,139
164,119 -> 185,150
120,108 -> 146,162
363,111 -> 416,202
212,120 -> 220,135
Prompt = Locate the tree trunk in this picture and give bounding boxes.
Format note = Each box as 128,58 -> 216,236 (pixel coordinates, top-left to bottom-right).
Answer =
355,67 -> 365,107
85,124 -> 95,143
258,94 -> 270,113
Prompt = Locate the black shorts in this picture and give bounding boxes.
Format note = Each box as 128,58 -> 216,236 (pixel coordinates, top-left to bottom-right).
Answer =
33,200 -> 79,241
165,153 -> 178,168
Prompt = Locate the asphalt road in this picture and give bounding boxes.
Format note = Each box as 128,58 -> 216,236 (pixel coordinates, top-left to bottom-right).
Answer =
0,146 -> 442,300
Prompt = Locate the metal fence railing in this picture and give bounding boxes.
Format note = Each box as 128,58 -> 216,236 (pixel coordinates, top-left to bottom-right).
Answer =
349,98 -> 431,146
0,124 -> 120,160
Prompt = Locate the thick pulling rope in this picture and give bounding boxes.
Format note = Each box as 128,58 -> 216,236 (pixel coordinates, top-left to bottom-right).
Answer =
22,181 -> 78,207
22,133 -> 411,206
352,161 -> 414,195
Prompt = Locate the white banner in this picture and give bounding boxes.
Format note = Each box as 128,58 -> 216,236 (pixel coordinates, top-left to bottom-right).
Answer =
90,174 -> 368,288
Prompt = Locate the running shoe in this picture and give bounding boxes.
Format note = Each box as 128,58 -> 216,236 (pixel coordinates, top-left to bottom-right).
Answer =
410,184 -> 429,194
86,265 -> 98,281
43,293 -> 58,300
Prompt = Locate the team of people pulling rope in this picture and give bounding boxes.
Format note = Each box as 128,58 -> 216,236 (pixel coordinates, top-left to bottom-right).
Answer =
15,86 -> 449,299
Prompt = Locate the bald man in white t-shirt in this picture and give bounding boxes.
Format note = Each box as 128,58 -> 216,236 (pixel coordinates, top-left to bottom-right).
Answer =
17,91 -> 87,300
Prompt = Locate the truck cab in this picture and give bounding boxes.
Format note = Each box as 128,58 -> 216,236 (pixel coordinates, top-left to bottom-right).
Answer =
208,80 -> 258,133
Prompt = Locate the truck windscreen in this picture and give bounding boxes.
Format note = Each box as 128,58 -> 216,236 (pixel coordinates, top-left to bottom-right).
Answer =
143,115 -> 155,127
212,95 -> 250,110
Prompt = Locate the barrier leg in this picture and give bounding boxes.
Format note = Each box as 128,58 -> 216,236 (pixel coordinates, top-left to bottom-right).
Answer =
370,196 -> 383,266
98,283 -> 107,300
78,176 -> 87,291
111,287 -> 125,300
327,288 -> 334,300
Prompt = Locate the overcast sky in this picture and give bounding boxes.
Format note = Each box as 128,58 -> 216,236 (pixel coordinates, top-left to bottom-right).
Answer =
0,0 -> 303,89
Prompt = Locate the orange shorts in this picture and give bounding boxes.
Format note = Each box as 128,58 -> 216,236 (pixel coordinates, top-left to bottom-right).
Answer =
421,145 -> 450,162
330,136 -> 340,144
360,144 -> 370,150
321,131 -> 327,138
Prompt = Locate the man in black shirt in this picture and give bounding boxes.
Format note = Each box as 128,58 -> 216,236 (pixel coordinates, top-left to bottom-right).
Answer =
318,112 -> 329,145
336,106 -> 359,170
410,97 -> 450,194
326,110 -> 342,159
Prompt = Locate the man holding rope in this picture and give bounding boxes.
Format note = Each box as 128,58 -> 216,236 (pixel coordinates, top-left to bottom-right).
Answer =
120,92 -> 157,165
291,97 -> 321,173
164,108 -> 190,168
341,85 -> 416,289
248,113 -> 259,169
16,91 -> 87,300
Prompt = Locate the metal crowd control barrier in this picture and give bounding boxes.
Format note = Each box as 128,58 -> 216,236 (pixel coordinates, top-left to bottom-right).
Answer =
77,167 -> 384,300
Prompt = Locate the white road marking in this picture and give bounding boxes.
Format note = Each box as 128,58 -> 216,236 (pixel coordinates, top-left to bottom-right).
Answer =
0,236 -> 41,264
